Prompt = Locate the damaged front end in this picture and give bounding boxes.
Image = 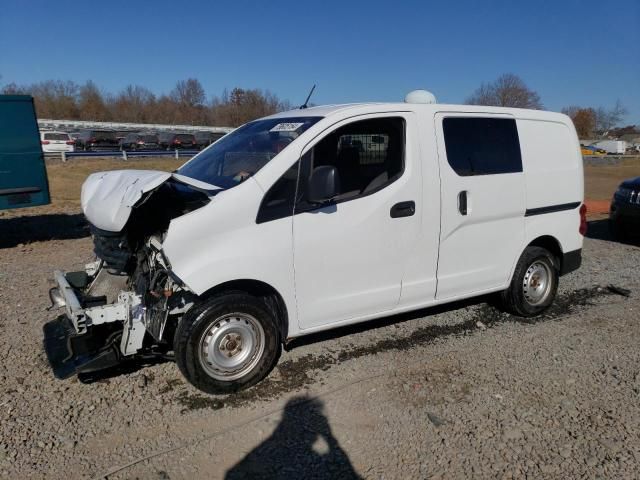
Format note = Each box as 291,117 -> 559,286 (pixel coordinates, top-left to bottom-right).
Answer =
43,170 -> 215,379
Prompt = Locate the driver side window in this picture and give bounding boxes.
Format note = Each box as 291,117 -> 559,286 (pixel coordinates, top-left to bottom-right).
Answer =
255,117 -> 405,224
296,117 -> 405,211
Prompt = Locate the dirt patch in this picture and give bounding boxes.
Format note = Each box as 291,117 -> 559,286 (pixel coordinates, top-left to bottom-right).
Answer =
585,200 -> 611,215
176,286 -> 623,412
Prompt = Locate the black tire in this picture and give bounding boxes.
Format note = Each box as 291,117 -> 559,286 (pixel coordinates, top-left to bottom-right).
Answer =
499,246 -> 559,317
174,292 -> 281,394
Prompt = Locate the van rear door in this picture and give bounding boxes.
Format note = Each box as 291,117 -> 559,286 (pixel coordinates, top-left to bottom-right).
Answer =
0,95 -> 50,210
434,113 -> 526,299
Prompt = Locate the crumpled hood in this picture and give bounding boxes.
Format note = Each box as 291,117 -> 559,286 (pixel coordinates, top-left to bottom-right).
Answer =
81,169 -> 220,232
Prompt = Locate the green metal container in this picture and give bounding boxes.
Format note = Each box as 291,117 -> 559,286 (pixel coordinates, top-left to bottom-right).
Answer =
0,95 -> 50,210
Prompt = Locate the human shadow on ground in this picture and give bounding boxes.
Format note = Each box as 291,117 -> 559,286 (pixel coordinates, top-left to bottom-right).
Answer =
0,213 -> 89,248
225,396 -> 362,480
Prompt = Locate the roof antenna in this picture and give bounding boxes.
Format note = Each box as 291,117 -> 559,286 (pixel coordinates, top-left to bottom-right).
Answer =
299,84 -> 316,109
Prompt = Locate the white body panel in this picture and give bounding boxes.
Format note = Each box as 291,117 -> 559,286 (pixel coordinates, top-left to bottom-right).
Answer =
81,102 -> 584,341
434,112 -> 526,300
293,112 -> 429,329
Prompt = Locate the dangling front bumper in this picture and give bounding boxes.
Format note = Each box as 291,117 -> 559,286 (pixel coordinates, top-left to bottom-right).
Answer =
43,315 -> 121,379
43,268 -> 146,379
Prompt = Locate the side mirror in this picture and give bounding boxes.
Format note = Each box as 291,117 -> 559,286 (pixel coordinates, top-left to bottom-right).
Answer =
308,165 -> 340,204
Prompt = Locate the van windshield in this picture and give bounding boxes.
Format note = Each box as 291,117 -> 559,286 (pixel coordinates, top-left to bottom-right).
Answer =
178,116 -> 321,188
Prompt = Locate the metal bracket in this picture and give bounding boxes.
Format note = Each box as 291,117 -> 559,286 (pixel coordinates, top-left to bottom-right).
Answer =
85,303 -> 128,325
119,293 -> 146,356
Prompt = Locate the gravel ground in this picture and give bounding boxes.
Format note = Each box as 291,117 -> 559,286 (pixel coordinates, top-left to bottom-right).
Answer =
0,215 -> 639,479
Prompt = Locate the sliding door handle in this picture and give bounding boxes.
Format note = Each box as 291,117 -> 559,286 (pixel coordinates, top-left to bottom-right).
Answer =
390,201 -> 415,218
458,191 -> 468,215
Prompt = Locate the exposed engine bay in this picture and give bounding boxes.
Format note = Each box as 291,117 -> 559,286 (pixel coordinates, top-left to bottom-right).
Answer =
43,172 -> 214,379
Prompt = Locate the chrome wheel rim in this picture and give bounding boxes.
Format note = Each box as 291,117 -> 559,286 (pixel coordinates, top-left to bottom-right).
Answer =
198,313 -> 265,381
522,261 -> 552,306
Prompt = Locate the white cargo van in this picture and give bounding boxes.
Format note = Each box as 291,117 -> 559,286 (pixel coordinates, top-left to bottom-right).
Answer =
44,94 -> 586,394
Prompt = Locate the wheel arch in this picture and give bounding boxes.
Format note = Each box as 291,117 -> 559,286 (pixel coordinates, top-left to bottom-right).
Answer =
527,235 -> 563,269
199,279 -> 289,344
507,234 -> 564,286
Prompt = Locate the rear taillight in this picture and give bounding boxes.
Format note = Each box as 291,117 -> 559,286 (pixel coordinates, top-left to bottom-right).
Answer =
89,137 -> 96,142
174,139 -> 181,144
579,204 -> 587,236
66,140 -> 74,145
41,140 -> 50,145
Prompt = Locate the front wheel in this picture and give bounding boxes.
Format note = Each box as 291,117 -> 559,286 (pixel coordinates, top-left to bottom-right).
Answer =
499,246 -> 559,317
174,292 -> 281,394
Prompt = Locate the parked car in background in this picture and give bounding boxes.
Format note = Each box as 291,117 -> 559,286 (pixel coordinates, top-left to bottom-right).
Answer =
625,145 -> 639,154
157,132 -> 196,150
0,94 -> 50,210
40,131 -> 74,153
68,131 -> 81,143
119,133 -> 160,151
610,176 -> 640,241
194,131 -> 226,150
74,130 -> 118,151
580,145 -> 606,155
114,130 -> 132,143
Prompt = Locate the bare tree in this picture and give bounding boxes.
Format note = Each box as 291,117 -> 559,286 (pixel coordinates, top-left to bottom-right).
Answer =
594,100 -> 628,134
78,81 -> 110,121
29,80 -> 80,119
562,106 -> 597,138
110,85 -> 157,123
171,78 -> 206,107
211,88 -> 291,126
466,73 -> 543,109
1,82 -> 25,94
168,79 -> 208,124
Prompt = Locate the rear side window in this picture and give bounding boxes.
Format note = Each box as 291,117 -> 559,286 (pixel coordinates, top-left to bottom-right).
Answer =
44,133 -> 69,141
443,117 -> 522,176
93,130 -> 116,140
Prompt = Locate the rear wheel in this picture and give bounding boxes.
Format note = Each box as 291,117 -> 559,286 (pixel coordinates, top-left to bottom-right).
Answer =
174,292 -> 281,394
500,246 -> 559,317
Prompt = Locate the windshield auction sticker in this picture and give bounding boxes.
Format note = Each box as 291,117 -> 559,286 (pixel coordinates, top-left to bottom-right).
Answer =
270,122 -> 305,132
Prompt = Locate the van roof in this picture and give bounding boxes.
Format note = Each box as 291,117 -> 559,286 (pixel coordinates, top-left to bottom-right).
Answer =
265,102 -> 570,123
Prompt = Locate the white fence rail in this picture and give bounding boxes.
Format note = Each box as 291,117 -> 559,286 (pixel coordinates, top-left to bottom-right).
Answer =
44,150 -> 199,161
38,118 -> 233,134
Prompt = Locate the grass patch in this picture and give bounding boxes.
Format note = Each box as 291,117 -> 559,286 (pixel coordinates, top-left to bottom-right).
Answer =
0,157 -> 184,218
1,155 -> 638,220
584,158 -> 640,201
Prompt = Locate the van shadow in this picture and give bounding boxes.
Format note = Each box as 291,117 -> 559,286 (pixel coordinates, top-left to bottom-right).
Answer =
225,396 -> 362,480
286,294 -> 494,351
586,218 -> 613,241
76,356 -> 172,384
0,213 -> 90,248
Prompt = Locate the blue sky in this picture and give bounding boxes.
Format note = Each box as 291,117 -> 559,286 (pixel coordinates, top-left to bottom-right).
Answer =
1,0 -> 639,123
